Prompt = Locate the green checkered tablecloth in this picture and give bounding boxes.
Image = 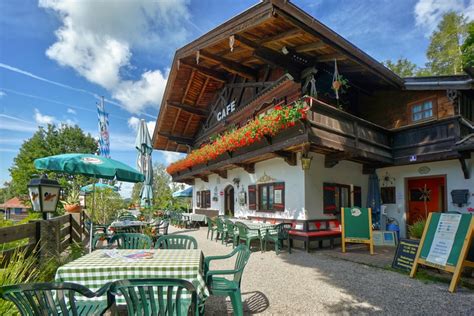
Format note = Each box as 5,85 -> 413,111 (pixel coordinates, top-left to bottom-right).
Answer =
55,249 -> 209,301
230,220 -> 276,237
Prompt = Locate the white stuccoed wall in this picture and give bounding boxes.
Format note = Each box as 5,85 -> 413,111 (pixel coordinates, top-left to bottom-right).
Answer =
193,157 -> 307,219
376,156 -> 473,239
304,153 -> 369,219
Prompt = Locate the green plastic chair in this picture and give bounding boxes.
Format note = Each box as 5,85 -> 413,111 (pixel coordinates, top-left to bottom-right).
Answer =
114,225 -> 143,234
118,214 -> 137,221
204,245 -> 251,316
107,278 -> 198,316
235,222 -> 263,251
224,219 -> 239,248
92,233 -> 110,250
109,233 -> 152,249
155,235 -> 198,249
214,217 -> 227,244
0,282 -> 111,316
264,223 -> 292,255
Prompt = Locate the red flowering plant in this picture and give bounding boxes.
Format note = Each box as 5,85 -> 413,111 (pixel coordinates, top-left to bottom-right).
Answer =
166,99 -> 310,175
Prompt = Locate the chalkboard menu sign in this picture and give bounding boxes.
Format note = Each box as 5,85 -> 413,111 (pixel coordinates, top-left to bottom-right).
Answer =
392,239 -> 419,272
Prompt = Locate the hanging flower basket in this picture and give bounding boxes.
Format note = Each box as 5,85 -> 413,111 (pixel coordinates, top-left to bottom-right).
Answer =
166,100 -> 310,175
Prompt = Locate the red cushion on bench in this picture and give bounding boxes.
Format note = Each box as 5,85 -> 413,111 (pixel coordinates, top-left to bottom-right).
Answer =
289,230 -> 341,237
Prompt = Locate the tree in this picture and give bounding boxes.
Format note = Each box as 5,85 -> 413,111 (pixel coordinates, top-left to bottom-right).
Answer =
86,188 -> 126,224
461,22 -> 474,69
9,124 -> 97,197
426,12 -> 469,75
383,58 -> 419,77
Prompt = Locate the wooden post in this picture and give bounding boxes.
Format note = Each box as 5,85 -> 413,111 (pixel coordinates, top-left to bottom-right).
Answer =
38,218 -> 61,264
368,208 -> 374,255
341,207 -> 346,253
449,216 -> 474,292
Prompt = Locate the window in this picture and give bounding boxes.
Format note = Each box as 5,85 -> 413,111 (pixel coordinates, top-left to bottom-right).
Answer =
410,100 -> 434,122
196,190 -> 211,208
254,182 -> 285,212
323,183 -> 361,214
381,187 -> 396,204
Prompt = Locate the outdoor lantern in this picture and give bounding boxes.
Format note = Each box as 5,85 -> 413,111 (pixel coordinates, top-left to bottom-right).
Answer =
301,153 -> 312,170
28,174 -> 61,219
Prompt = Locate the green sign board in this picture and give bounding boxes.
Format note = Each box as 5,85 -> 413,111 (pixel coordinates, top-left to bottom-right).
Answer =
341,207 -> 374,254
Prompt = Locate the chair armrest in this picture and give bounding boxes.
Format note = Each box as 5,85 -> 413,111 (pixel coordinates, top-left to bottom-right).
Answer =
204,252 -> 235,265
205,269 -> 240,283
94,282 -> 112,297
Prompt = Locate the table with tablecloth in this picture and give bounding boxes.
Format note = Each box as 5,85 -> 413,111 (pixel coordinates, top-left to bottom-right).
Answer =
55,249 -> 209,303
181,213 -> 207,224
229,219 -> 276,237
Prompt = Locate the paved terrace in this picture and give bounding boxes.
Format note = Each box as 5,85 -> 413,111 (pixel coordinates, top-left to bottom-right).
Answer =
169,226 -> 474,315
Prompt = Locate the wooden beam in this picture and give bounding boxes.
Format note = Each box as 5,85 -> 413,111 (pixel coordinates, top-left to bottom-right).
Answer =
225,81 -> 275,89
183,178 -> 195,185
158,132 -> 194,146
274,150 -> 297,166
197,175 -> 209,183
234,34 -> 302,80
294,41 -> 328,53
199,51 -> 257,80
211,169 -> 227,179
317,53 -> 347,63
362,165 -> 376,175
258,28 -> 302,45
459,156 -> 471,179
324,151 -> 354,168
180,60 -> 227,82
234,163 -> 255,174
167,101 -> 209,117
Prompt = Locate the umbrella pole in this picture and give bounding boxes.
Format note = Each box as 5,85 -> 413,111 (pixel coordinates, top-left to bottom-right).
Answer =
89,180 -> 96,253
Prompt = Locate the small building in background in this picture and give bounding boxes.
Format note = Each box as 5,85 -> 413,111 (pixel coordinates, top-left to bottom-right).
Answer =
0,197 -> 30,221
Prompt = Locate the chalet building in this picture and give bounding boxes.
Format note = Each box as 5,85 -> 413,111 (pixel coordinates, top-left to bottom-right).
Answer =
152,0 -> 473,238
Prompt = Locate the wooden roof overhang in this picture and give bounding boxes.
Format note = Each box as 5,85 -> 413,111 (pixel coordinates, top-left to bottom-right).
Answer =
153,0 -> 403,153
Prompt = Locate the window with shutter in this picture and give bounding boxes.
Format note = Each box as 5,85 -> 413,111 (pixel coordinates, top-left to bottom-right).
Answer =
353,186 -> 362,207
248,185 -> 256,210
205,190 -> 211,208
196,191 -> 201,208
323,183 -> 336,214
273,182 -> 285,211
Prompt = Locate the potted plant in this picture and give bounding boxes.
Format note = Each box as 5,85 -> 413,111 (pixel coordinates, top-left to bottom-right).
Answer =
408,219 -> 426,240
61,187 -> 82,213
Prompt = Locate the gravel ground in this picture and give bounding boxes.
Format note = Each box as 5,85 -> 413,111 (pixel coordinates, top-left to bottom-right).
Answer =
169,226 -> 474,315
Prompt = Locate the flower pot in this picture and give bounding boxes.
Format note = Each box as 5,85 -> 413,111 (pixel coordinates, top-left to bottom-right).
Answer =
64,204 -> 82,213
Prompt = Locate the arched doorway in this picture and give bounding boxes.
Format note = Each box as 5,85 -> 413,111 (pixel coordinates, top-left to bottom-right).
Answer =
224,185 -> 235,217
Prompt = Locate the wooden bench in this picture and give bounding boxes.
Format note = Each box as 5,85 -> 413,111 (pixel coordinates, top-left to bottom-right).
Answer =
289,219 -> 341,252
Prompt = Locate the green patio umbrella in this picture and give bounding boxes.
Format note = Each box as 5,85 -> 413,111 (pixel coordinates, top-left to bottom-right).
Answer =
34,153 -> 144,252
135,119 -> 153,207
80,183 -> 118,192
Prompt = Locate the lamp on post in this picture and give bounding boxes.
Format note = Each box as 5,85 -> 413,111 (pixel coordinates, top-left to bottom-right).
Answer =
28,174 -> 61,220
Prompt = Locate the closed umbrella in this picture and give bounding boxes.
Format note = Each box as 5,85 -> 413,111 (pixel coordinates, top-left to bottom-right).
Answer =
367,173 -> 382,229
34,153 -> 144,251
135,119 -> 153,207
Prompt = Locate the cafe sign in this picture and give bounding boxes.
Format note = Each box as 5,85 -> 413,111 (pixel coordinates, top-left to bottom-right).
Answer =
217,100 -> 236,122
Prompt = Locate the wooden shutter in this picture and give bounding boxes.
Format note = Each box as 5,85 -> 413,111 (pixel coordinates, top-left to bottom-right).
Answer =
323,183 -> 336,214
248,185 -> 256,210
205,190 -> 211,208
353,186 -> 362,207
196,191 -> 201,208
273,182 -> 285,211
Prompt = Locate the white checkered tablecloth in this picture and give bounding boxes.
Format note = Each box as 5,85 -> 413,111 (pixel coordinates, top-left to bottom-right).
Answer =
55,249 -> 209,301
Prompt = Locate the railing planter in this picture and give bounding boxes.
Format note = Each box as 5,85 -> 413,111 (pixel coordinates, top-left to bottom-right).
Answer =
64,204 -> 82,213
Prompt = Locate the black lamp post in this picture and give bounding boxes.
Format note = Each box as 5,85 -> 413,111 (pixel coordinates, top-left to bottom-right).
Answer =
28,174 -> 61,220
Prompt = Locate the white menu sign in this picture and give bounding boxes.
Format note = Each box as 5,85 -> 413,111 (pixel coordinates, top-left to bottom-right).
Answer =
426,213 -> 461,267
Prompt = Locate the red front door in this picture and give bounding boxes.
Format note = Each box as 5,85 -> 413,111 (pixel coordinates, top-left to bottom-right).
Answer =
407,176 -> 446,225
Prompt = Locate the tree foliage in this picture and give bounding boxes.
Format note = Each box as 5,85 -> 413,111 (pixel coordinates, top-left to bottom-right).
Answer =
9,124 -> 97,197
426,12 -> 469,75
86,188 -> 126,224
461,22 -> 474,69
383,58 -> 418,77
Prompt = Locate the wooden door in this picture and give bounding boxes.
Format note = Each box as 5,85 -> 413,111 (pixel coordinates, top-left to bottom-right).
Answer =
224,186 -> 234,217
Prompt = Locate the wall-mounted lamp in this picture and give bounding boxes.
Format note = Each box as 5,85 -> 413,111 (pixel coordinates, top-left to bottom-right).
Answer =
232,177 -> 240,188
301,153 -> 312,170
28,174 -> 61,220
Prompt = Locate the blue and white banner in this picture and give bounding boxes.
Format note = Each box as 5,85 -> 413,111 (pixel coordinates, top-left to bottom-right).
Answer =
97,97 -> 110,158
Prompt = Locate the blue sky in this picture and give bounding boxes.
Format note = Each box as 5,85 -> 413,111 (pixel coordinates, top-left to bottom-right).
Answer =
1,0 -> 473,197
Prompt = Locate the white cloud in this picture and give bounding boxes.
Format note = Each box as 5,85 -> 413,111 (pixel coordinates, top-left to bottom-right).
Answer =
0,114 -> 37,132
414,0 -> 474,34
161,151 -> 185,165
128,116 -> 156,136
39,0 -> 191,113
118,182 -> 134,198
0,91 -> 6,98
34,108 -> 56,125
67,108 -> 76,114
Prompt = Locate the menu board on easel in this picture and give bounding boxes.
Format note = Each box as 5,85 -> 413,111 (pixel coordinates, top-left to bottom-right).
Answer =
410,212 -> 474,292
341,207 -> 374,255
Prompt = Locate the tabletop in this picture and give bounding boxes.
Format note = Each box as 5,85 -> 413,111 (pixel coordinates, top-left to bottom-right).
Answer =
109,220 -> 147,228
55,249 -> 209,300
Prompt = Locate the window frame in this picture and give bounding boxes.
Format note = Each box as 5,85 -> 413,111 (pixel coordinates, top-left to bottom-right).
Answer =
257,183 -> 274,212
408,97 -> 437,123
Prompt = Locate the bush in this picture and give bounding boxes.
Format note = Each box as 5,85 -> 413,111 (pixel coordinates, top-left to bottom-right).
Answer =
408,219 -> 426,239
0,247 -> 40,315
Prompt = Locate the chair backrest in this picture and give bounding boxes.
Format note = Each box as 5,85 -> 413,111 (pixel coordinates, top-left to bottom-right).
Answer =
275,223 -> 293,239
0,282 -> 109,316
231,245 -> 251,284
110,233 -> 152,249
215,217 -> 226,230
234,222 -> 250,237
108,278 -> 197,316
159,221 -> 170,235
155,235 -> 198,249
92,233 -> 108,251
206,217 -> 214,228
118,214 -> 137,221
224,219 -> 236,234
115,225 -> 142,234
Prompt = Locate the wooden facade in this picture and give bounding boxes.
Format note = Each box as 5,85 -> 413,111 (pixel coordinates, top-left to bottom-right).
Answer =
153,0 -> 474,184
